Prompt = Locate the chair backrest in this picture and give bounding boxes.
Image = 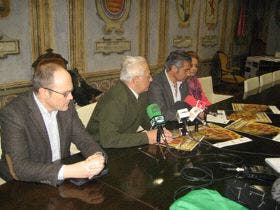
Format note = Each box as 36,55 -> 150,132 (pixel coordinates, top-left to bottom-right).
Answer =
76,102 -> 97,127
273,70 -> 280,86
198,76 -> 233,104
0,178 -> 6,185
217,51 -> 230,73
243,76 -> 260,99
258,60 -> 274,76
198,76 -> 214,99
259,72 -> 273,93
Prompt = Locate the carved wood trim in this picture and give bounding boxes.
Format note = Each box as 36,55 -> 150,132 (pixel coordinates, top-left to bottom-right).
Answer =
196,1 -> 201,53
220,1 -> 228,51
69,0 -> 85,71
157,0 -> 168,67
30,0 -> 54,61
138,0 -> 149,58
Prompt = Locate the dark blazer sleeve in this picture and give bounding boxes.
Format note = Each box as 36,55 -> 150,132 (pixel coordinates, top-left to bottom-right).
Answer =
0,95 -> 105,186
0,104 -> 62,186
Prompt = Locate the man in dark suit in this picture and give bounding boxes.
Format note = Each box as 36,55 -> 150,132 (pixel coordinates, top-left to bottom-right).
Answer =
87,56 -> 172,148
0,58 -> 105,186
148,50 -> 192,121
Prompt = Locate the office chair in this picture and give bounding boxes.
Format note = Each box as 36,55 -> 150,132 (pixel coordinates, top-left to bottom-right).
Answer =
217,51 -> 245,84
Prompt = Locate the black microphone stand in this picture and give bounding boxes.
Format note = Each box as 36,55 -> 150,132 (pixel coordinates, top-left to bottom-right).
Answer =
194,119 -> 199,132
156,126 -> 166,160
181,118 -> 189,136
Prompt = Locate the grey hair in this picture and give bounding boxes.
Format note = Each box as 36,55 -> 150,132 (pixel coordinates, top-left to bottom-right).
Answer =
120,56 -> 147,82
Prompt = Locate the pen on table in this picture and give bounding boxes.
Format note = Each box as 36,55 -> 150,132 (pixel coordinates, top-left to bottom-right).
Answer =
138,147 -> 159,161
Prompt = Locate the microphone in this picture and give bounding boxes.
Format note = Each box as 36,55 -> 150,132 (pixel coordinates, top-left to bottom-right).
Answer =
146,104 -> 165,143
189,106 -> 204,122
187,100 -> 207,132
174,101 -> 190,136
188,100 -> 207,123
174,101 -> 190,123
146,104 -> 165,128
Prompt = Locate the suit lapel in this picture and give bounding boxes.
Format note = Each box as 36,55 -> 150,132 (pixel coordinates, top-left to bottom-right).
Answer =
162,72 -> 174,104
180,81 -> 189,99
56,111 -> 67,156
27,93 -> 50,146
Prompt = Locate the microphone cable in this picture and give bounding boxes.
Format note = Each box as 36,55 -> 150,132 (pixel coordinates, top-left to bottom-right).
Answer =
173,158 -> 243,200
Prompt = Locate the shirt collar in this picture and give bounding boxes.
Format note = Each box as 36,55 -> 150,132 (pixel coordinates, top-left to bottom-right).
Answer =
165,69 -> 182,87
128,87 -> 139,99
33,92 -> 58,116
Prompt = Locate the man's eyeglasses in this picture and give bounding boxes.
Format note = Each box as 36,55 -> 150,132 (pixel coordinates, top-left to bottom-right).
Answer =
43,87 -> 72,98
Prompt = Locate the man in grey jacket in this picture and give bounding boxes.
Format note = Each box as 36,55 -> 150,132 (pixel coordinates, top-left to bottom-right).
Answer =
148,50 -> 192,121
0,58 -> 105,186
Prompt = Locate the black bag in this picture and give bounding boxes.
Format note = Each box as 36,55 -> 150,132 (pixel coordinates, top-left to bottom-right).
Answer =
68,68 -> 102,106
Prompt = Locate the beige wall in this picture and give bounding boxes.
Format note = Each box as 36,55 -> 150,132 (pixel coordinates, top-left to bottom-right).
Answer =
0,0 -> 241,108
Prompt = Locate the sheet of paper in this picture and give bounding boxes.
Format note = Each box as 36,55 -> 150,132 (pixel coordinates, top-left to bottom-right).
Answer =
273,133 -> 280,142
269,106 -> 280,114
265,158 -> 280,173
213,137 -> 252,148
206,110 -> 230,124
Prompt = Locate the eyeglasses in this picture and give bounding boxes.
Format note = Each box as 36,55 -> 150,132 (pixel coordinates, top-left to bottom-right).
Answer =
43,87 -> 72,98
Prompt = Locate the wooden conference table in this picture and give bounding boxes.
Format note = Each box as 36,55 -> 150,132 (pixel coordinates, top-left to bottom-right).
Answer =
1,86 -> 280,210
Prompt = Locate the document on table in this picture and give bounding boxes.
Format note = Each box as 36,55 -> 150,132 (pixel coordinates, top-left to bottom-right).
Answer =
213,137 -> 252,148
265,158 -> 280,173
206,110 -> 230,124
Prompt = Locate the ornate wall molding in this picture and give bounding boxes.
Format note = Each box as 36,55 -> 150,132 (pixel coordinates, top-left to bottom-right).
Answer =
95,0 -> 131,34
0,34 -> 20,58
157,0 -> 168,66
69,0 -> 85,71
205,0 -> 219,30
229,1 -> 238,55
173,35 -> 192,48
0,81 -> 31,109
175,0 -> 192,28
95,36 -> 131,55
138,0 -> 149,57
30,0 -> 54,61
0,0 -> 10,18
196,0 -> 201,52
220,0 -> 228,51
